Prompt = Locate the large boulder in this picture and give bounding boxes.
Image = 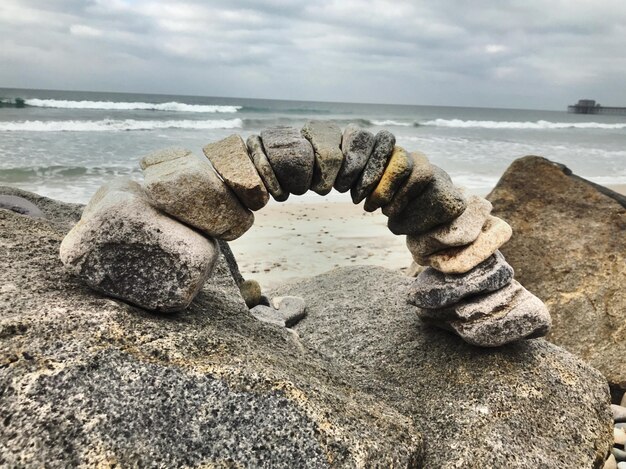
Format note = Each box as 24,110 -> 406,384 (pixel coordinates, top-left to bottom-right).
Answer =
274,266 -> 613,468
0,189 -> 422,468
487,156 -> 626,399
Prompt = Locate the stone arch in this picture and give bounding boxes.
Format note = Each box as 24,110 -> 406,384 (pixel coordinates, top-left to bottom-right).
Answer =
59,121 -> 551,347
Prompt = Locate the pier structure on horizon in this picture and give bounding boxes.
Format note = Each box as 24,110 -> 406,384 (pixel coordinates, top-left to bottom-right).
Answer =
568,99 -> 626,115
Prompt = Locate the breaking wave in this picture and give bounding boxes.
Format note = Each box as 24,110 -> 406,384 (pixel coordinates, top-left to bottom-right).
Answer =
420,119 -> 626,130
0,118 -> 243,132
370,119 -> 415,127
24,98 -> 241,113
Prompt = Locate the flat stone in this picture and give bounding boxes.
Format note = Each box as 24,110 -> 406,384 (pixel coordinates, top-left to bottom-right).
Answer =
408,251 -> 514,309
364,146 -> 413,212
271,296 -> 307,327
406,195 -> 493,258
420,280 -> 552,347
203,134 -> 269,211
301,121 -> 343,196
613,405 -> 626,422
246,135 -> 289,202
604,454 -> 618,469
0,195 -> 45,218
335,124 -> 375,193
351,130 -> 395,203
260,126 -> 315,195
420,216 -> 512,274
381,152 -> 434,217
615,449 -> 626,463
239,279 -> 262,308
387,166 -> 466,235
250,304 -> 286,327
59,178 -> 219,312
615,427 -> 626,445
141,148 -> 253,241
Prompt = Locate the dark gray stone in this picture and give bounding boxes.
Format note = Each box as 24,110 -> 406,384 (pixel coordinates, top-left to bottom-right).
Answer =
350,130 -> 395,203
388,166 -> 467,235
260,126 -> 315,195
408,251 -> 514,309
301,120 -> 344,196
334,124 -> 375,193
217,239 -> 244,286
0,194 -> 44,218
273,265 -> 612,468
246,134 -> 289,202
272,296 -> 307,328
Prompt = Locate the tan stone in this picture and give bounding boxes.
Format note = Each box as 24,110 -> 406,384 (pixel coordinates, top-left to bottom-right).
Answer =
203,134 -> 269,211
301,120 -> 343,195
406,195 -> 493,258
141,148 -> 254,241
246,135 -> 288,202
417,216 -> 512,274
382,152 -> 434,217
364,146 -> 412,212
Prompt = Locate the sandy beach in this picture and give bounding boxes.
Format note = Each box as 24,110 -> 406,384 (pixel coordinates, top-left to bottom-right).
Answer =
231,184 -> 626,289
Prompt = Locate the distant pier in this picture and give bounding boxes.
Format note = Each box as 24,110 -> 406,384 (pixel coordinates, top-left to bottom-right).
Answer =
568,99 -> 626,115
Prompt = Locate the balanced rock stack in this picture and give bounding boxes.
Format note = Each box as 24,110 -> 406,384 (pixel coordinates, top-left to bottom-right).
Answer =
59,120 -> 551,347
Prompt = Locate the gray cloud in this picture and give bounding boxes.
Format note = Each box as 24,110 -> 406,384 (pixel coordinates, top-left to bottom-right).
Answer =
0,0 -> 625,108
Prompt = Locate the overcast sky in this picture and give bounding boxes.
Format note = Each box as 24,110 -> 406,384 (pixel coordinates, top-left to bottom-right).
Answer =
1,0 -> 625,109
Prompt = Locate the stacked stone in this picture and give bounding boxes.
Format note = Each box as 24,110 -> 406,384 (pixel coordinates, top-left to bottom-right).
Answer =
59,120 -> 551,348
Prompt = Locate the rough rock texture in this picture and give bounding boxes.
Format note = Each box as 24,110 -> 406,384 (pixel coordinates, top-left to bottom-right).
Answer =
246,135 -> 289,202
364,146 -> 413,212
301,121 -> 344,196
141,148 -> 254,241
406,195 -> 493,257
0,191 -> 423,468
271,296 -> 307,327
335,124 -> 375,193
381,151 -> 434,217
0,194 -> 44,218
351,130 -> 395,203
420,280 -> 552,347
487,155 -> 626,398
388,166 -> 466,235
59,179 -> 219,312
260,126 -> 315,196
408,251 -> 514,309
273,266 -> 613,468
203,134 -> 269,211
416,216 -> 512,274
217,239 -> 244,286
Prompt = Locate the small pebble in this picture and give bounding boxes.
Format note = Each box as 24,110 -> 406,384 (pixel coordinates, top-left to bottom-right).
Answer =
617,461 -> 626,469
616,427 -> 626,446
613,404 -> 626,422
613,447 -> 626,462
604,454 -> 617,469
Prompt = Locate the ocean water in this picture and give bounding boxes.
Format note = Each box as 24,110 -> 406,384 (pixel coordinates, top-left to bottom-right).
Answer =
1,88 -> 625,204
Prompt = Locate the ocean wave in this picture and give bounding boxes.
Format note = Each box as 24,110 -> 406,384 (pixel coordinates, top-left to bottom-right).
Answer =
370,119 -> 415,127
24,98 -> 241,113
420,119 -> 626,130
0,118 -> 243,132
0,165 -> 138,182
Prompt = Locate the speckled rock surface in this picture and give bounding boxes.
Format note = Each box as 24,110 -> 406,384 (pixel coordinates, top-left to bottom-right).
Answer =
364,146 -> 413,212
408,251 -> 514,309
246,135 -> 289,202
406,195 -> 492,257
260,126 -> 315,196
488,156 -> 626,399
387,166 -> 466,235
351,130 -> 395,203
381,151 -> 434,217
59,179 -> 219,312
301,121 -> 344,196
273,265 -> 612,469
419,216 -> 512,274
141,148 -> 254,241
335,124 -> 375,193
203,134 -> 269,210
1,191 -> 423,468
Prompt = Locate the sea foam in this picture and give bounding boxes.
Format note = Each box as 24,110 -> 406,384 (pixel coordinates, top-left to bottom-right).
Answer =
421,119 -> 626,130
0,118 -> 243,132
24,99 -> 241,113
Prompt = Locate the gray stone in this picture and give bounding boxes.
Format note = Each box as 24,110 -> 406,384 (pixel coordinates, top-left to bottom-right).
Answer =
420,280 -> 552,347
388,166 -> 466,235
363,146 -> 413,212
406,195 -> 493,257
614,449 -> 626,462
272,265 -> 612,468
487,156 -> 626,399
260,126 -> 315,195
334,124 -> 375,193
141,148 -> 254,241
613,405 -> 626,422
217,239 -> 244,286
1,192 -> 423,467
0,194 -> 44,218
246,134 -> 289,202
250,304 -> 285,327
240,279 -> 262,308
203,134 -> 269,211
59,179 -> 219,312
351,130 -> 395,203
408,251 -> 514,309
271,296 -> 307,328
381,151 -> 434,217
301,120 -> 344,196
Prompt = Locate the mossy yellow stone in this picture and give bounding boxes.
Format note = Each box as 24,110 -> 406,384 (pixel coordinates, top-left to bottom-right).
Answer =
364,146 -> 413,212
